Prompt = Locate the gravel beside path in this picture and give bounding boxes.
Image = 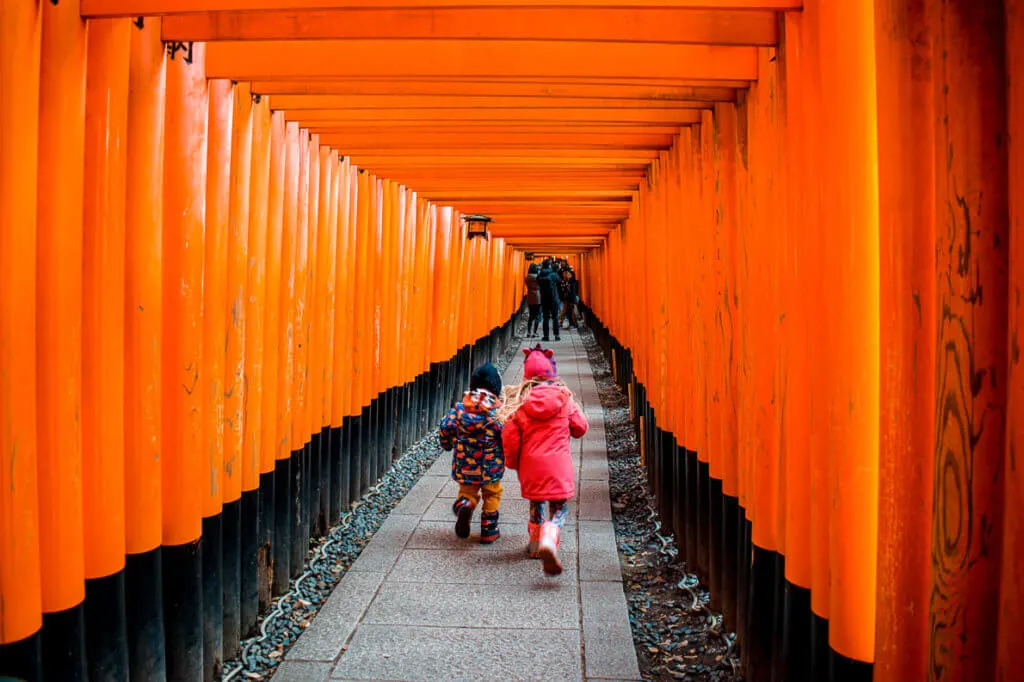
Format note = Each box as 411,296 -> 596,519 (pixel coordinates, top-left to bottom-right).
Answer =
578,327 -> 742,682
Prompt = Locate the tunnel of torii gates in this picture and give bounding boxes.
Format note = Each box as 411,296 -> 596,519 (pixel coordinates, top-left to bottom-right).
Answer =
1,0 -> 1023,681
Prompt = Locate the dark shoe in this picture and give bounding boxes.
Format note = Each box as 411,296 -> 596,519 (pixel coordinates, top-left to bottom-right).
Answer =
480,511 -> 500,544
453,497 -> 475,539
554,335 -> 561,341
542,336 -> 550,342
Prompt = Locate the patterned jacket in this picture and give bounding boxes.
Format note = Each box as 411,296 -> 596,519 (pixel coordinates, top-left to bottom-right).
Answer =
439,389 -> 505,485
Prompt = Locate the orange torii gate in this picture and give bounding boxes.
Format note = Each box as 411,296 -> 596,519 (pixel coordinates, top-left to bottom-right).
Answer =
1,1 -> 1022,682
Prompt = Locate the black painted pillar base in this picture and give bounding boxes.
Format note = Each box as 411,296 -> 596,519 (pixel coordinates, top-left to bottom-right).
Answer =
426,364 -> 438,426
162,540 -> 203,682
811,613 -> 830,682
377,390 -> 389,481
746,545 -> 777,682
708,476 -> 724,605
370,399 -> 382,489
318,425 -> 332,535
696,458 -> 710,581
299,441 -> 311,570
41,604 -> 86,682
257,470 -> 275,614
672,443 -> 686,564
394,384 -> 405,453
329,424 -> 345,524
348,413 -> 363,507
84,570 -> 129,682
770,554 -> 787,682
658,430 -> 675,536
375,390 -> 387,481
240,488 -> 259,638
0,632 -> 42,682
685,448 -> 699,567
780,582 -> 812,682
290,445 -> 306,578
412,374 -> 424,439
403,380 -> 414,450
721,493 -> 741,632
272,457 -> 292,597
829,648 -> 874,682
339,418 -> 352,512
422,370 -> 433,434
737,516 -> 752,669
358,405 -> 371,496
125,548 -> 166,682
384,388 -> 395,472
309,430 -> 323,539
201,515 -> 223,682
221,498 -> 241,657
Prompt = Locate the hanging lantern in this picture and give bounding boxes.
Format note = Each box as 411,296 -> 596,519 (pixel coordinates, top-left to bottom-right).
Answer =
463,214 -> 492,240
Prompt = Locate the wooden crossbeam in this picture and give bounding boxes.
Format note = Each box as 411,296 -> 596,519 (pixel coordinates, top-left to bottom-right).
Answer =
313,123 -> 694,135
441,197 -> 631,203
251,80 -> 744,98
480,214 -> 624,220
268,95 -> 710,110
498,242 -> 607,248
461,211 -> 631,219
342,149 -> 661,159
350,168 -> 638,180
84,0 -> 802,17
444,206 -> 632,217
408,183 -> 643,193
350,155 -> 651,165
503,235 -> 607,241
162,7 -> 778,45
287,109 -> 704,125
312,124 -> 687,135
361,170 -> 647,180
419,189 -> 636,200
205,40 -> 759,81
489,226 -> 616,235
318,133 -> 676,151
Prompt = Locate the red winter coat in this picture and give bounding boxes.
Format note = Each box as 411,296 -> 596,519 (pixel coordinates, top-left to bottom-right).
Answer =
502,382 -> 589,501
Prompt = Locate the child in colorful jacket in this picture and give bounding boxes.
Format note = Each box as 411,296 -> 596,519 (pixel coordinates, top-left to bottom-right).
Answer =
500,345 -> 588,575
439,362 -> 505,543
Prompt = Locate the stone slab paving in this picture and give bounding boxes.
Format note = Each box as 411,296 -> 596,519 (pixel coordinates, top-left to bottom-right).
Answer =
281,331 -> 641,682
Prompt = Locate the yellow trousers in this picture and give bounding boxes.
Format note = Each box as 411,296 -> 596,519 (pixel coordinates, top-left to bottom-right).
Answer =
457,481 -> 504,514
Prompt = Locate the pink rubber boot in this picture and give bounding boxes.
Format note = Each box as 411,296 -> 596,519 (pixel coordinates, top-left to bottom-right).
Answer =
536,522 -> 563,576
527,522 -> 542,558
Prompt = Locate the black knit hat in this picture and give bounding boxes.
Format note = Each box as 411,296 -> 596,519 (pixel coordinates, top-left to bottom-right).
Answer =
469,362 -> 502,397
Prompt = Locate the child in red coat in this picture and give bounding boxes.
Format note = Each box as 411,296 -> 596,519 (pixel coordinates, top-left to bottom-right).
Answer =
500,345 -> 588,575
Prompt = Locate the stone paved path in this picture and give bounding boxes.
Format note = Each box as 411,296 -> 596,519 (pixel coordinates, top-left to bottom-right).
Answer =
276,331 -> 641,682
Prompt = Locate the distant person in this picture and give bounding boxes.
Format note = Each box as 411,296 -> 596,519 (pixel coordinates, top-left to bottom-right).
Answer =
439,363 -> 505,543
500,345 -> 588,575
524,263 -> 542,337
537,261 -> 561,342
558,268 -> 579,330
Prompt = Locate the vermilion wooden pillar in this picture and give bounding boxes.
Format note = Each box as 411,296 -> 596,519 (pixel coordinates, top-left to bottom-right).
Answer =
202,77 -> 232,678
162,40 -> 208,682
272,121 -> 301,597
36,0 -> 88,677
0,2 -> 44,678
815,0 -> 881,672
124,17 -> 168,682
872,1 -> 936,680
82,18 -> 132,681
999,1 -> 1024,677
928,1 -> 1009,680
